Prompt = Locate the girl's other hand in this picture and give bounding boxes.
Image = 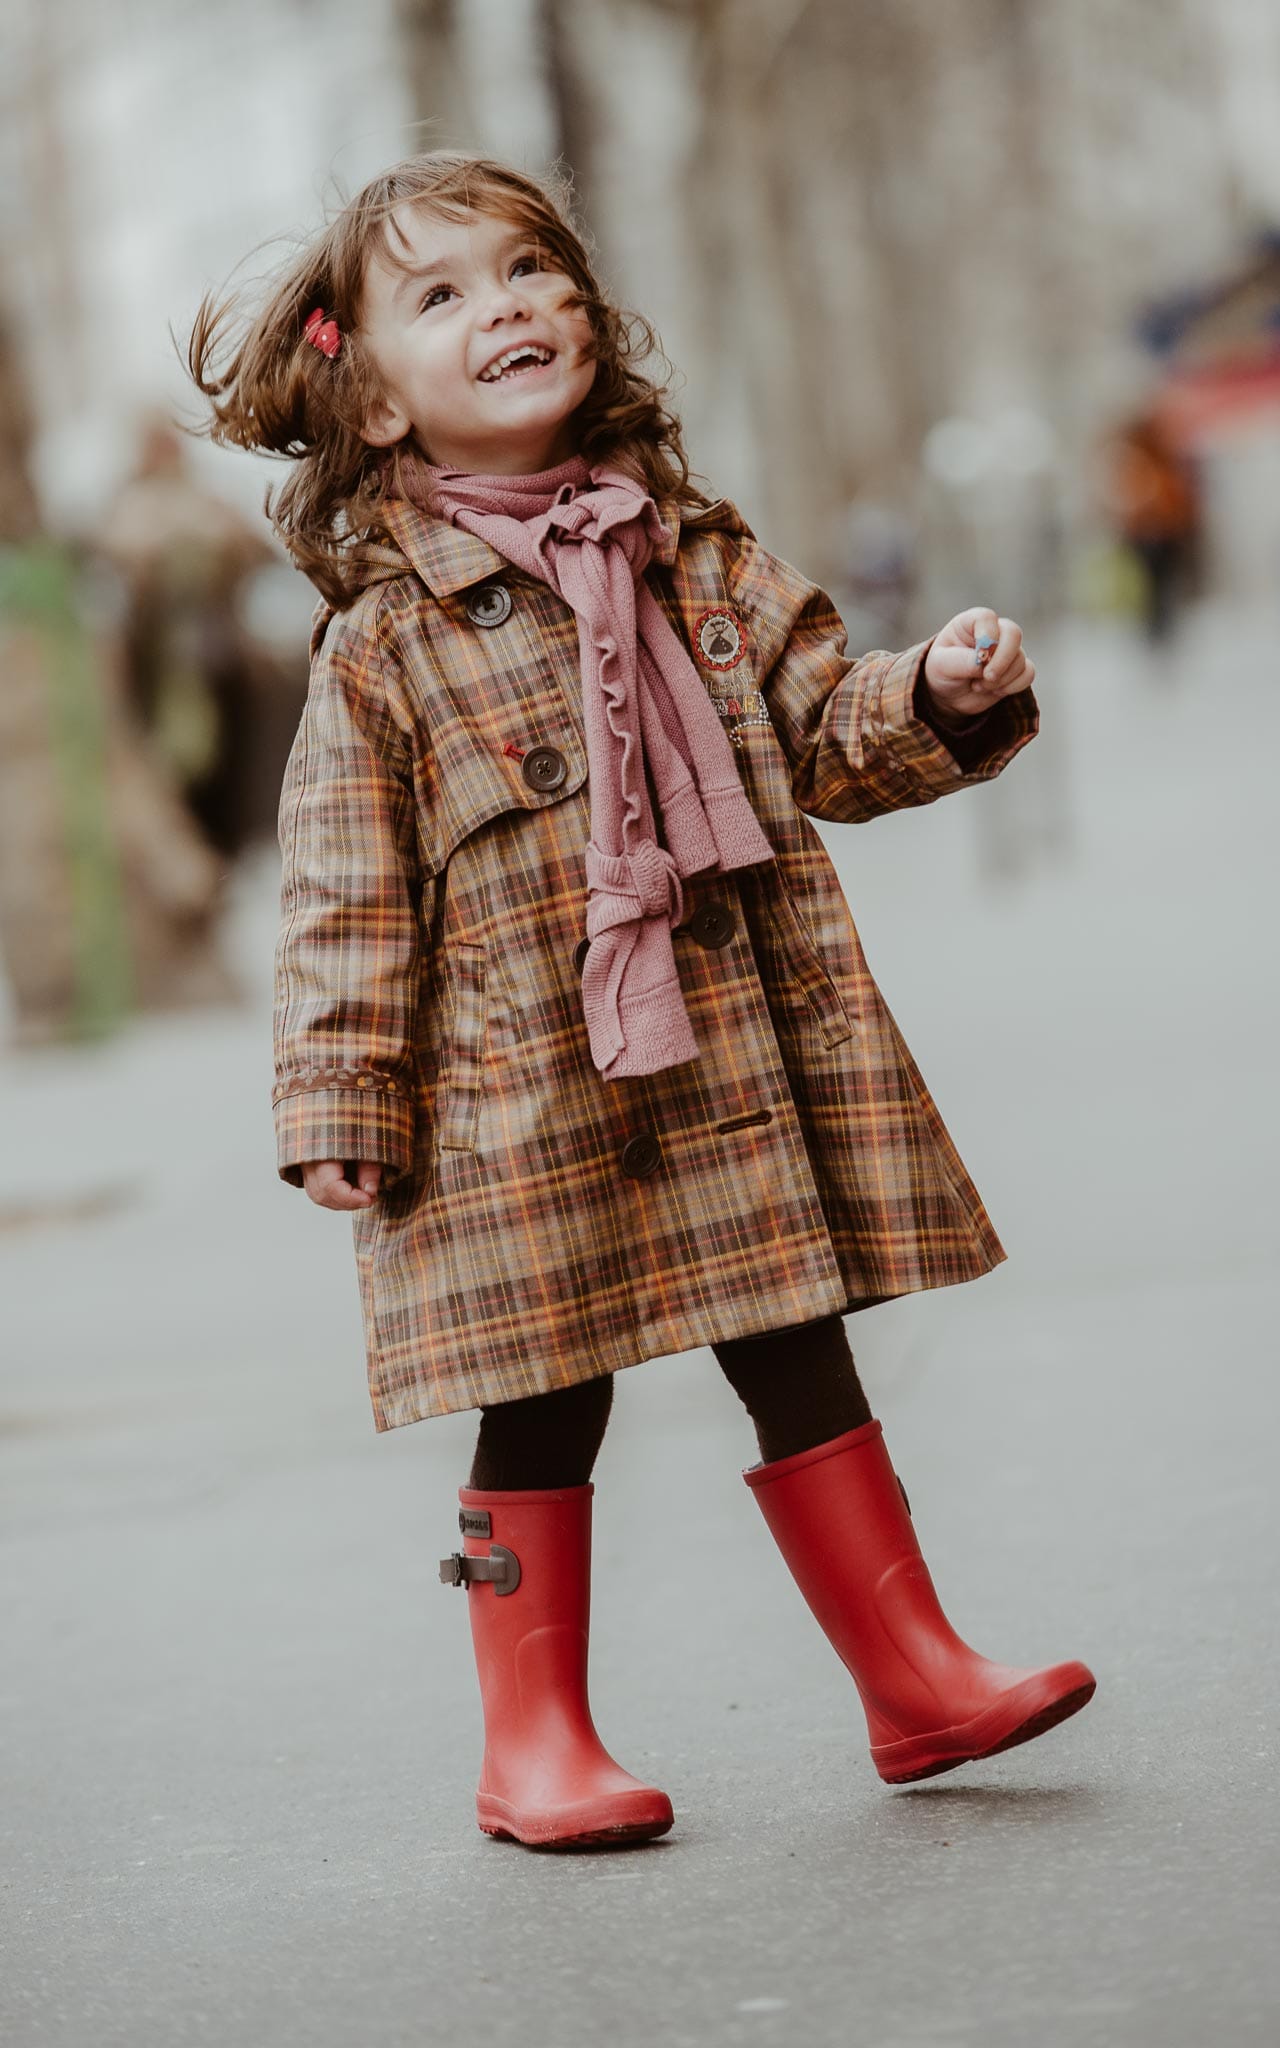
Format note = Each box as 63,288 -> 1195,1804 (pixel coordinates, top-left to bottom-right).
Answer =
302,1160 -> 384,1210
922,608 -> 1036,719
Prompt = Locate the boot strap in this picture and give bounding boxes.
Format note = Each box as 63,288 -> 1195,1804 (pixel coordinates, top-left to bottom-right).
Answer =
437,1542 -> 521,1595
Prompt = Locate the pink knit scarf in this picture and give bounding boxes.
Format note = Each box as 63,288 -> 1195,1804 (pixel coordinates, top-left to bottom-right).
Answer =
400,450 -> 776,1078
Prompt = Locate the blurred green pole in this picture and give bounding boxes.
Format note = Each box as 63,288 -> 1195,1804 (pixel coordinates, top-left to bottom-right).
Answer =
0,540 -> 134,1038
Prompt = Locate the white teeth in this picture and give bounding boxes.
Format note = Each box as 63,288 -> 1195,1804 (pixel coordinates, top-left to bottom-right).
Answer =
479,345 -> 554,382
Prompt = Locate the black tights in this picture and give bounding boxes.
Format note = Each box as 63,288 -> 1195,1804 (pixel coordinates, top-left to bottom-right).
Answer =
467,1313 -> 873,1490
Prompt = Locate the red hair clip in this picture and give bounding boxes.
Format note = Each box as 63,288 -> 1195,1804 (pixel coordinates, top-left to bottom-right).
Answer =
303,307 -> 341,360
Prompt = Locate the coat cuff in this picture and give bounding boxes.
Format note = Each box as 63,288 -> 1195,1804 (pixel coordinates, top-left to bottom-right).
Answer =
874,639 -> 1039,793
272,1069 -> 416,1189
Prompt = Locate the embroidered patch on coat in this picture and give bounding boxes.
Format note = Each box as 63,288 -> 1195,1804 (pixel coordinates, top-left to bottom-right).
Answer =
693,606 -> 746,671
705,676 -> 772,748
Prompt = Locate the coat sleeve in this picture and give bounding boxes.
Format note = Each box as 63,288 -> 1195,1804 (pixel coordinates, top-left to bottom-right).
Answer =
725,527 -> 1038,824
271,594 -> 425,1189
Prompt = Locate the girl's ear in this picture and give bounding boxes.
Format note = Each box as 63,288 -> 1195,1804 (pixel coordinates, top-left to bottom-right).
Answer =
362,390 -> 411,449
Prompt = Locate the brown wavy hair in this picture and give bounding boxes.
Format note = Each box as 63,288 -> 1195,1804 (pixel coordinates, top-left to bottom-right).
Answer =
185,151 -> 713,608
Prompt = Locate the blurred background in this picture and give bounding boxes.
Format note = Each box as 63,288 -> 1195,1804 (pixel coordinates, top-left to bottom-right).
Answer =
3,5 -> 1278,2044
1,0 -> 1278,1042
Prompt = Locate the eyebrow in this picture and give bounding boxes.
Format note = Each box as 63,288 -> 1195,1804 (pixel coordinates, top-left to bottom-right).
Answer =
391,228 -> 534,305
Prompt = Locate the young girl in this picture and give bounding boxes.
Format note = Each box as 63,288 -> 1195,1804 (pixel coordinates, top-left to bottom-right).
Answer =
190,151 -> 1094,1852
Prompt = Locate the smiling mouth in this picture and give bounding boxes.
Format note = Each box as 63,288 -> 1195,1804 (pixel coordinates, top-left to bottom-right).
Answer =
477,344 -> 558,383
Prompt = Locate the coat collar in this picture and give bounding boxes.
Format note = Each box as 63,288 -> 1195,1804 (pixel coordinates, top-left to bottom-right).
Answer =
375,492 -> 731,600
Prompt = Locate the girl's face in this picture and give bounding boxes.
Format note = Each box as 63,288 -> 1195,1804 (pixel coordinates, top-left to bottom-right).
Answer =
359,205 -> 597,474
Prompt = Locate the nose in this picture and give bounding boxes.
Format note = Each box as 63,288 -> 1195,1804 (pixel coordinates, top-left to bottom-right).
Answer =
479,278 -> 531,329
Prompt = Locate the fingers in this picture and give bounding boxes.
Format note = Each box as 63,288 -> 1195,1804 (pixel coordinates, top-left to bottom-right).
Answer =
943,605 -> 1001,653
302,1159 -> 383,1210
962,656 -> 1035,709
934,612 -> 1033,695
977,648 -> 1035,698
970,611 -> 1021,680
968,607 -> 1002,673
984,618 -> 1026,687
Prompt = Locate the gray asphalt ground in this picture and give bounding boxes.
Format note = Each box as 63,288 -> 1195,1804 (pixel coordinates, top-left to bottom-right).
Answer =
2,600 -> 1277,2046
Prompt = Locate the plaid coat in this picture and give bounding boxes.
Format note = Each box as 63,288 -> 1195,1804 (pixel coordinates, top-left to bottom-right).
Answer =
272,492 -> 1037,1429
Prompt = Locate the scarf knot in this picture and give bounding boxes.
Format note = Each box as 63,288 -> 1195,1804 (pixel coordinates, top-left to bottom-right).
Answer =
586,839 -> 686,930
536,479 -> 660,577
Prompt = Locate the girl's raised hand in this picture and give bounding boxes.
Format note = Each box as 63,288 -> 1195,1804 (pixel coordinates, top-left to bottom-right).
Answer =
922,608 -> 1036,719
302,1160 -> 384,1210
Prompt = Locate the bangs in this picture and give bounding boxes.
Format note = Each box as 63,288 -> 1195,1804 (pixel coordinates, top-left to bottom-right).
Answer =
369,181 -> 587,294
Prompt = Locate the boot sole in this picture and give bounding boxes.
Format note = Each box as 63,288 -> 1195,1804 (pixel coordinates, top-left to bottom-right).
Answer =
480,1816 -> 674,1850
873,1669 -> 1097,1785
476,1794 -> 674,1849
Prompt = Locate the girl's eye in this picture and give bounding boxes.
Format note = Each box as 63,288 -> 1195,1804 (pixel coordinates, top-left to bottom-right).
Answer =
419,255 -> 541,311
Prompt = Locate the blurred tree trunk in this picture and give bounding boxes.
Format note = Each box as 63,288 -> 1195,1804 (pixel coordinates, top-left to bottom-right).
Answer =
534,0 -> 592,177
0,321 -> 40,545
395,0 -> 473,145
686,3 -> 825,557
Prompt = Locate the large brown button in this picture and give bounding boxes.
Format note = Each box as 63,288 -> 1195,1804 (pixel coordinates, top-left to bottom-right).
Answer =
466,583 -> 512,627
688,901 -> 736,949
522,745 -> 567,792
620,1131 -> 663,1179
573,936 -> 590,975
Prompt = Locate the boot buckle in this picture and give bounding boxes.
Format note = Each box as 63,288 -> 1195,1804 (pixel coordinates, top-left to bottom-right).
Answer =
437,1542 -> 522,1596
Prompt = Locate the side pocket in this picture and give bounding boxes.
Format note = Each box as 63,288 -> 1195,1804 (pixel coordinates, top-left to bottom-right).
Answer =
768,873 -> 854,1050
437,940 -> 489,1153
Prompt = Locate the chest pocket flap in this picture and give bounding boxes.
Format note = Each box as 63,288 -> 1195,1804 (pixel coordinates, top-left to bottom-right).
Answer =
414,716 -> 588,881
384,571 -> 590,880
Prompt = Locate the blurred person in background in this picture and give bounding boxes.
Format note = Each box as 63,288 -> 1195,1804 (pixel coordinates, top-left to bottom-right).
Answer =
98,411 -> 273,857
189,149 -> 1095,1856
0,356 -> 234,1044
1101,406 -> 1202,645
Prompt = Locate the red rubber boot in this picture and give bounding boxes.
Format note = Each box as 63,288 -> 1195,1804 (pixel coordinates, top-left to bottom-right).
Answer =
439,1484 -> 674,1847
744,1420 -> 1096,1783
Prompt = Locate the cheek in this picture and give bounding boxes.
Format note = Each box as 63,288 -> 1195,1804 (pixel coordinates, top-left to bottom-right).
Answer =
363,332 -> 412,402
566,320 -> 599,391
551,294 -> 594,357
